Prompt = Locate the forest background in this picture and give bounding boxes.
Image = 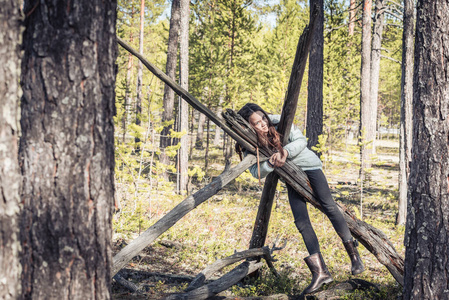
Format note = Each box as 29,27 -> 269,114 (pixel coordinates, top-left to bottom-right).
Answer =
112,0 -> 405,298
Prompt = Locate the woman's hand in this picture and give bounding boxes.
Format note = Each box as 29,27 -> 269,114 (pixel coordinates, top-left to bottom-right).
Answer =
269,148 -> 288,168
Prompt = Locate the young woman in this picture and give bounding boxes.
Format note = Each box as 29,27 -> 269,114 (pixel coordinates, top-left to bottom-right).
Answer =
237,103 -> 364,294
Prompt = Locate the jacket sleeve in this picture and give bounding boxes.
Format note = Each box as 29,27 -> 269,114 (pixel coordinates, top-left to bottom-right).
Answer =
244,150 -> 274,179
249,160 -> 274,179
283,124 -> 307,158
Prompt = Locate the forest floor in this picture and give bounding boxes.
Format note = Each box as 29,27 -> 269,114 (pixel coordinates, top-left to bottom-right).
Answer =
111,137 -> 404,300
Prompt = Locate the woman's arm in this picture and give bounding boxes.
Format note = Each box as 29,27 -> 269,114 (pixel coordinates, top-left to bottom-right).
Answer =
283,124 -> 307,158
249,159 -> 274,179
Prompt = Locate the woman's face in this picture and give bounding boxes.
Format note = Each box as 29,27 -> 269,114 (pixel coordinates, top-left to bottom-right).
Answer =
249,111 -> 269,134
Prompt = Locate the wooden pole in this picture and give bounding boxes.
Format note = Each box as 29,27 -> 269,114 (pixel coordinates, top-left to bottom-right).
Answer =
248,7 -> 318,256
117,37 -> 255,154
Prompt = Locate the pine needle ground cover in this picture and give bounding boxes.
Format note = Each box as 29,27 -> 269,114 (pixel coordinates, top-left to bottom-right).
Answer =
112,139 -> 403,299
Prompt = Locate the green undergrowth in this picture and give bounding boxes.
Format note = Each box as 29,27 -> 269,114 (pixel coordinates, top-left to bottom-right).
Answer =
112,144 -> 404,299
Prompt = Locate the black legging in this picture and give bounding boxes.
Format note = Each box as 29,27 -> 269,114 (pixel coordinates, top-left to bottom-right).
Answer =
287,169 -> 352,255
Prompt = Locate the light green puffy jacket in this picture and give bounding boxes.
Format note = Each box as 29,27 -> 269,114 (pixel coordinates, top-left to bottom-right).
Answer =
248,115 -> 322,179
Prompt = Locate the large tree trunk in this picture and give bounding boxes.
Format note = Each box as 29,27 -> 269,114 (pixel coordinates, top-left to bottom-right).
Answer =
397,0 -> 414,226
403,0 -> 449,298
359,0 -> 372,172
178,0 -> 190,194
19,1 -> 117,298
135,0 -> 145,150
306,0 -> 324,153
368,0 -> 385,154
160,0 -> 181,180
0,1 -> 21,298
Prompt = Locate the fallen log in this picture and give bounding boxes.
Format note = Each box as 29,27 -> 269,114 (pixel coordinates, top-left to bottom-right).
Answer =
112,155 -> 258,276
164,261 -> 263,300
186,246 -> 282,292
308,278 -> 379,300
223,110 -> 405,285
113,273 -> 141,294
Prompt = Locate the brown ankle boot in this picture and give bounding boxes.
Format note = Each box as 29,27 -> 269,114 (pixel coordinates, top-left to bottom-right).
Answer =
343,239 -> 365,275
303,252 -> 333,294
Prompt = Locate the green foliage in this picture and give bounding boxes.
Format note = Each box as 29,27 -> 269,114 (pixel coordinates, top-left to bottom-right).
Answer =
188,165 -> 206,182
323,0 -> 361,148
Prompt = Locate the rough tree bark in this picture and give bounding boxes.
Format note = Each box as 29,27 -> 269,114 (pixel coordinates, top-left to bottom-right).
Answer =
369,0 -> 385,154
397,0 -> 414,226
0,1 -> 22,298
359,0 -> 372,171
178,0 -> 190,194
403,0 -> 449,298
306,0 -> 324,153
160,0 -> 181,180
19,1 -> 117,299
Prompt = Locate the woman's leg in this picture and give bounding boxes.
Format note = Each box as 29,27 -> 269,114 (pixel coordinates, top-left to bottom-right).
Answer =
304,169 -> 352,242
286,184 -> 320,255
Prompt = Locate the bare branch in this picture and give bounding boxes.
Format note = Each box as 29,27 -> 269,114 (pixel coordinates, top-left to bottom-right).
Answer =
381,54 -> 402,64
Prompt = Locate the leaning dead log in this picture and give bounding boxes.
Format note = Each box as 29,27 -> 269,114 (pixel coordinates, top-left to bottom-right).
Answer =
112,155 -> 257,276
249,6 -> 318,255
117,37 -> 255,154
223,110 -> 405,285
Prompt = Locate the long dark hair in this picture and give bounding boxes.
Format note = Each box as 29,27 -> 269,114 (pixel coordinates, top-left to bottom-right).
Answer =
236,103 -> 283,154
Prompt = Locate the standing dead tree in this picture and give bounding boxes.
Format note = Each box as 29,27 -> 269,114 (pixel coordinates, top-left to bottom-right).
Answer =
113,14 -> 404,296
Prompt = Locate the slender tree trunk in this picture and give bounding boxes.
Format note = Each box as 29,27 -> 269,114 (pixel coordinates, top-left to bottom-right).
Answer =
196,112 -> 206,150
369,0 -> 385,154
205,119 -> 210,171
123,50 -> 134,144
0,1 -> 21,298
160,0 -> 181,180
359,0 -> 372,173
214,100 -> 223,146
189,108 -> 196,159
348,0 -> 356,36
403,0 -> 449,298
135,0 -> 145,150
178,0 -> 190,194
122,6 -> 135,144
307,0 -> 324,153
19,1 -> 117,298
397,0 -> 414,226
